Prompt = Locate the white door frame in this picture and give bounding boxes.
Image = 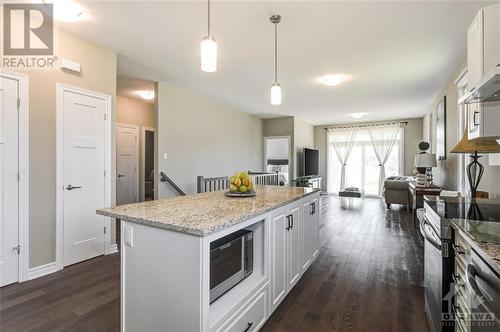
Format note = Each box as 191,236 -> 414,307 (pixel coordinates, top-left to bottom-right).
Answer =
116,122 -> 140,203
141,126 -> 155,201
56,83 -> 113,271
0,69 -> 29,282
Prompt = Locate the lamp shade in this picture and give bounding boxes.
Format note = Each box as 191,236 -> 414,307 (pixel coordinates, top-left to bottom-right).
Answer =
414,153 -> 437,168
451,129 -> 500,154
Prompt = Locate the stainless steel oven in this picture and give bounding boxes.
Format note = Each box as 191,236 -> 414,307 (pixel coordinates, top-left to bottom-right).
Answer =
210,229 -> 253,303
421,206 -> 454,332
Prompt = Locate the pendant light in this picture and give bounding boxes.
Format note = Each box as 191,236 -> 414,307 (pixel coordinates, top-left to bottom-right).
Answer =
201,0 -> 217,72
270,15 -> 282,105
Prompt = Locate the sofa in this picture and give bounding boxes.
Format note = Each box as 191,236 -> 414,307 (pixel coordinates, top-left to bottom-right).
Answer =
383,176 -> 415,208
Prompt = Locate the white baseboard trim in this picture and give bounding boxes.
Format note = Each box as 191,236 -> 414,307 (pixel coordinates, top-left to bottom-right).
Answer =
105,243 -> 118,255
27,262 -> 60,280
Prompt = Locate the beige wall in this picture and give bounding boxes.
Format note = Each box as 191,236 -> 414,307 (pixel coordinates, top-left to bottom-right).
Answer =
293,118 -> 315,178
156,82 -> 263,196
117,96 -> 156,200
423,59 -> 500,198
19,30 -> 117,268
314,118 -> 423,190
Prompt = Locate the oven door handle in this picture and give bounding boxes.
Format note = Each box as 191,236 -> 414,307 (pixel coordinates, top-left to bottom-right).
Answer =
466,264 -> 500,316
420,218 -> 442,250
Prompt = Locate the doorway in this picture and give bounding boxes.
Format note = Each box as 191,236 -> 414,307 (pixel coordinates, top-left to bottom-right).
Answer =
56,84 -> 112,268
264,136 -> 291,185
142,127 -> 155,201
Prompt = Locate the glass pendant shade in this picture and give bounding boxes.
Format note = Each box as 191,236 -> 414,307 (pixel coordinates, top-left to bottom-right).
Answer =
271,83 -> 282,105
201,36 -> 217,72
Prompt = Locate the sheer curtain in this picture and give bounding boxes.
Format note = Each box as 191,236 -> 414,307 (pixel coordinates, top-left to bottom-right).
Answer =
326,128 -> 357,192
367,124 -> 400,196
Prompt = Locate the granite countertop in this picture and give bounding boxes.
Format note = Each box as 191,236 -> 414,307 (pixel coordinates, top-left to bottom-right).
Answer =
97,186 -> 319,237
451,219 -> 500,275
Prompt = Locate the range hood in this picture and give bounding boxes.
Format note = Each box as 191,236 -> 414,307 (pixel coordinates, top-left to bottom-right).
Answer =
459,66 -> 500,105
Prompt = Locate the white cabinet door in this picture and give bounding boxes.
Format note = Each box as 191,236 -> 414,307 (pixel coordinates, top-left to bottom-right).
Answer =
270,209 -> 287,310
483,4 -> 500,74
287,202 -> 301,288
311,197 -> 320,259
301,200 -> 313,271
467,10 -> 484,91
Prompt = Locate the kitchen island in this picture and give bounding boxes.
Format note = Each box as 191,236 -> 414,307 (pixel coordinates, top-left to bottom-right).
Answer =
97,186 -> 321,332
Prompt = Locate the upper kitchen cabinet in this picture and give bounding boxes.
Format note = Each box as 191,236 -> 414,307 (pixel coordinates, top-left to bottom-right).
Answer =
465,4 -> 500,100
483,4 -> 500,76
467,9 -> 484,92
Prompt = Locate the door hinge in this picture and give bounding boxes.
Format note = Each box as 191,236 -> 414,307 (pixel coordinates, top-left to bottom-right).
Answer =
17,98 -> 20,109
104,226 -> 107,234
104,113 -> 107,121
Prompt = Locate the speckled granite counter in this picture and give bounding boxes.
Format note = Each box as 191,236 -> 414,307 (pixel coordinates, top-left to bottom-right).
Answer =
451,219 -> 500,275
97,186 -> 320,236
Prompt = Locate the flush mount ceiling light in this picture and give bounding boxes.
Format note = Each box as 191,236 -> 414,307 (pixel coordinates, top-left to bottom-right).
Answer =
349,113 -> 367,119
270,14 -> 282,106
201,0 -> 217,72
51,0 -> 84,22
138,91 -> 155,101
320,74 -> 347,87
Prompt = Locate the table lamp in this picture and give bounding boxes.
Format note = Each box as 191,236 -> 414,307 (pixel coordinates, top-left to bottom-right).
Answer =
414,153 -> 437,186
451,128 -> 500,198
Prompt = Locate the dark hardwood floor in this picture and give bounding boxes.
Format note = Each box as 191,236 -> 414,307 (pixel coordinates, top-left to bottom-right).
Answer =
0,196 -> 427,332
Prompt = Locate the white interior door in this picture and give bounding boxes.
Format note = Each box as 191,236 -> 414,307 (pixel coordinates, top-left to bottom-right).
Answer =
62,89 -> 106,267
0,77 -> 19,286
116,124 -> 138,205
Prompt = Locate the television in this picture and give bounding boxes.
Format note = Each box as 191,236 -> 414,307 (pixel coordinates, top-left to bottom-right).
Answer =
304,148 -> 319,176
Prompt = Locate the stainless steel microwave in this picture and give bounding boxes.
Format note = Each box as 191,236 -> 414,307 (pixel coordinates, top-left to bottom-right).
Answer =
210,229 -> 253,303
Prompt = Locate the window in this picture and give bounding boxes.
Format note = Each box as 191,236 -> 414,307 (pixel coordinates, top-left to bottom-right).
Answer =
328,128 -> 403,196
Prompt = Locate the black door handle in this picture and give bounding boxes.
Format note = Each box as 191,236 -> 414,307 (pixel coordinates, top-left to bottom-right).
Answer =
243,322 -> 254,332
286,215 -> 291,230
290,214 -> 294,229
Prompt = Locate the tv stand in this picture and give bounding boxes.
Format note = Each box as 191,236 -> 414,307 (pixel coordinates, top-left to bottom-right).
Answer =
303,175 -> 322,190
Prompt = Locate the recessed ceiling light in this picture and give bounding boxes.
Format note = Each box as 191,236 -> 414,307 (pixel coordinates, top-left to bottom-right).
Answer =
349,113 -> 367,119
138,91 -> 155,100
52,0 -> 84,22
320,74 -> 347,87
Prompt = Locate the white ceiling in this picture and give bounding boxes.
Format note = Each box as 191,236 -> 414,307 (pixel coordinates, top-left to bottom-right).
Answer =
117,75 -> 155,103
59,0 -> 497,125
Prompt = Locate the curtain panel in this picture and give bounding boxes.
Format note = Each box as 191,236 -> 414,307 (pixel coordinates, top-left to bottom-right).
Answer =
367,124 -> 400,196
326,128 -> 357,192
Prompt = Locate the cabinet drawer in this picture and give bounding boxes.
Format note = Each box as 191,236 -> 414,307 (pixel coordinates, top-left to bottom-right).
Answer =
223,290 -> 266,332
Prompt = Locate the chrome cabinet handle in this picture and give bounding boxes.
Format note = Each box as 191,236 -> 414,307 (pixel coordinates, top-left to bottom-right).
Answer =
243,322 -> 253,332
452,274 -> 464,288
66,185 -> 82,191
452,244 -> 465,255
286,215 -> 291,231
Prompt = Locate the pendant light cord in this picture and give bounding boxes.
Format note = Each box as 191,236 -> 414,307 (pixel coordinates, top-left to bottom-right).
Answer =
274,21 -> 278,83
207,0 -> 211,36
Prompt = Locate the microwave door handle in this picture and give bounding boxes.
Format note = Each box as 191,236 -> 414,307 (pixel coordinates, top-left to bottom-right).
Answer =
466,264 -> 499,316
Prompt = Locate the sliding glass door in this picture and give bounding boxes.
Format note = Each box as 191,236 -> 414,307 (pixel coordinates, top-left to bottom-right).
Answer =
329,129 -> 403,196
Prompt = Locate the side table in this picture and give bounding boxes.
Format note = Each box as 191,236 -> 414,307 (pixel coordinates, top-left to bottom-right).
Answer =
408,182 -> 441,228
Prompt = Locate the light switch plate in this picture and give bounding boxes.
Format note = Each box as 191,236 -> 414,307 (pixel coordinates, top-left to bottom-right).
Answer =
123,225 -> 134,247
163,153 -> 168,160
